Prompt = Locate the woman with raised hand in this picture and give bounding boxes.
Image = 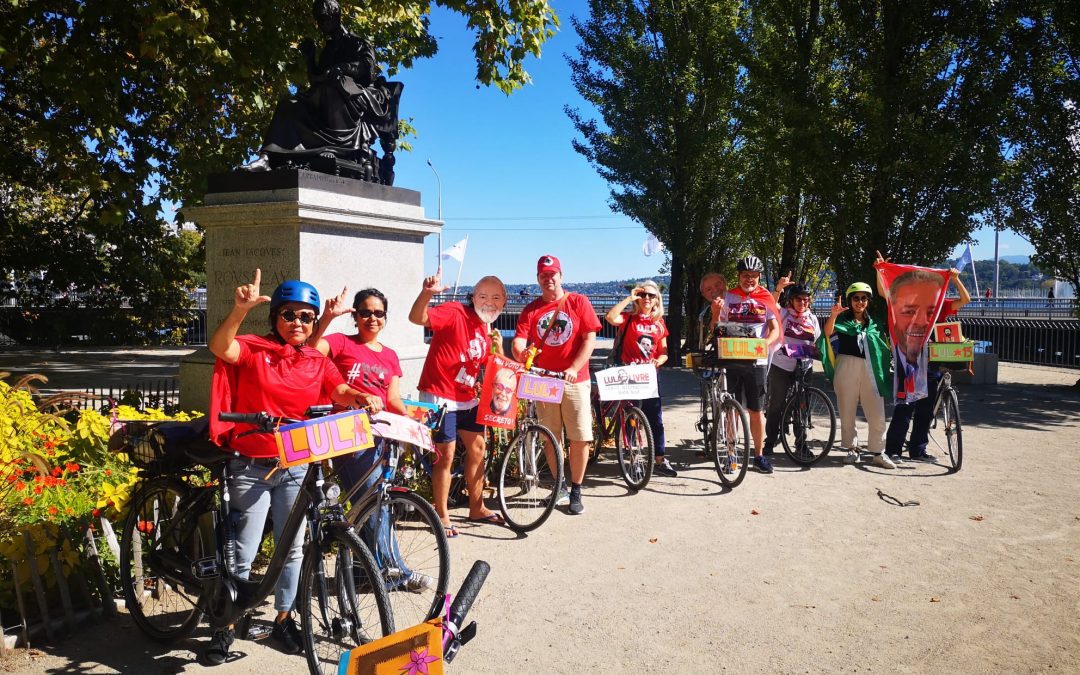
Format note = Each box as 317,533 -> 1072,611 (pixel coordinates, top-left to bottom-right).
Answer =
605,279 -> 674,477
205,270 -> 377,664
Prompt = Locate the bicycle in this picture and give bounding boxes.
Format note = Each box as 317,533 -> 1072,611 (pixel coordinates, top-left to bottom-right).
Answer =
336,426 -> 450,633
926,365 -> 963,473
689,353 -> 752,488
495,365 -> 566,533
115,407 -> 394,675
588,364 -> 655,491
775,358 -> 837,466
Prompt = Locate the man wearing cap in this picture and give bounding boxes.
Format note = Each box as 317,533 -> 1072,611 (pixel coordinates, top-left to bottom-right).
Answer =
512,255 -> 602,515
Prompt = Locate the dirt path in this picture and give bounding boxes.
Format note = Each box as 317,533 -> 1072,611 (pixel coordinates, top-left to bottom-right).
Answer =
4,363 -> 1079,674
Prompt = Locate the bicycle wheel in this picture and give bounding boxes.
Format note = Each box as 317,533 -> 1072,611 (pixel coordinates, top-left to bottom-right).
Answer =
928,387 -> 963,473
119,478 -> 206,642
713,398 -> 751,488
448,435 -> 470,508
497,423 -> 563,532
351,489 -> 450,628
780,386 -> 837,466
616,406 -> 654,491
697,378 -> 716,451
300,526 -> 394,675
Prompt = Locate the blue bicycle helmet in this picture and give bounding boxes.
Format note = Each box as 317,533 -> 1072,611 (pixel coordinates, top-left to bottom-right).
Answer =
270,280 -> 321,310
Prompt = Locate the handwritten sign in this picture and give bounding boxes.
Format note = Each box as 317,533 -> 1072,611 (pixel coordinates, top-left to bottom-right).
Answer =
478,354 -> 523,430
594,363 -> 659,401
930,340 -> 974,362
368,411 -> 434,454
516,373 -> 564,404
273,409 -> 375,468
718,337 -> 768,360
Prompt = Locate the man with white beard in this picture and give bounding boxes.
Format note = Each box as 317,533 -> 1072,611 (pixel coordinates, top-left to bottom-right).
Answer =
410,272 -> 509,535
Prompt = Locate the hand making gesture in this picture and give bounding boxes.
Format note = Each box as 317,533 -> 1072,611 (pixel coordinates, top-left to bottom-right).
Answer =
775,270 -> 793,293
422,270 -> 449,295
323,286 -> 353,321
234,269 -> 272,313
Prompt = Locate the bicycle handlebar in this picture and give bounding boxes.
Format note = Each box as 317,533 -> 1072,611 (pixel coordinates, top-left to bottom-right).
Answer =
524,365 -> 569,380
443,559 -> 490,663
218,405 -> 335,434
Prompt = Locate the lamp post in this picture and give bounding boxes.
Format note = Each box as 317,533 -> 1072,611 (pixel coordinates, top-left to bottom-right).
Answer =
427,159 -> 442,273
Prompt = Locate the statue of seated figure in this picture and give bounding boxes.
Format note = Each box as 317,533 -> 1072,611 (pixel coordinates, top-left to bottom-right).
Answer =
243,0 -> 403,185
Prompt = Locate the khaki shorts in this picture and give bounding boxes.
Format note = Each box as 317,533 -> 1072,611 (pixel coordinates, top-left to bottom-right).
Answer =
536,380 -> 593,443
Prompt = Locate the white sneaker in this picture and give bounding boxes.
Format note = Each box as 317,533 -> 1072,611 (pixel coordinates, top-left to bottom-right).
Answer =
843,449 -> 860,464
871,453 -> 897,469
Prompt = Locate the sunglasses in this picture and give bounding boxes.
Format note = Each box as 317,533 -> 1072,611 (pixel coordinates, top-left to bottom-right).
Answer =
279,309 -> 317,324
849,295 -> 871,302
356,309 -> 387,319
638,292 -> 658,299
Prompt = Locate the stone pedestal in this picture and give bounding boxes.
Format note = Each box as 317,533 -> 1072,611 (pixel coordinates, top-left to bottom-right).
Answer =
179,170 -> 440,413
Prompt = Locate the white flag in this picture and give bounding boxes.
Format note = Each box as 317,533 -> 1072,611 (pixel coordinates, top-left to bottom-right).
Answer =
441,236 -> 468,263
642,233 -> 664,257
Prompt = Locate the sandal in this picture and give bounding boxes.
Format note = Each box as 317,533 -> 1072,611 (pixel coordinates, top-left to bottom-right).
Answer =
467,513 -> 505,526
443,523 -> 459,539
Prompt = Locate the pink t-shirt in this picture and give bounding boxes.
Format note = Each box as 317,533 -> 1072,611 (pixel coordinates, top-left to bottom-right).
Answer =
515,293 -> 602,381
618,313 -> 668,364
324,334 -> 402,409
418,302 -> 491,403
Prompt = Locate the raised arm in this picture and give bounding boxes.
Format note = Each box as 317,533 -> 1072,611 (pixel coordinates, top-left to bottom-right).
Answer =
209,269 -> 271,364
605,289 -> 640,326
949,268 -> 971,311
823,297 -> 844,338
773,271 -> 793,303
312,286 -> 351,354
409,271 -> 447,327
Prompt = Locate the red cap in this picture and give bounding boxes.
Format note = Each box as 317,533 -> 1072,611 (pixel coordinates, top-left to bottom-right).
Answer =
537,254 -> 561,275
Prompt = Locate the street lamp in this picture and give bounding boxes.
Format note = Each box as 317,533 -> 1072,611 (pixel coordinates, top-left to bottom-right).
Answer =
427,159 -> 442,272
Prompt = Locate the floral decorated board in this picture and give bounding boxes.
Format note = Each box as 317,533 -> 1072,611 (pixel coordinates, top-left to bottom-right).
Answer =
337,618 -> 443,675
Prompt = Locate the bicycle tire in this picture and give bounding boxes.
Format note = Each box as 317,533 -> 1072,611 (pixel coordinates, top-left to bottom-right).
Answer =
497,423 -> 564,532
713,398 -> 751,488
351,489 -> 450,628
300,526 -> 394,675
943,388 -> 963,473
698,378 -> 716,451
119,478 -> 206,642
616,406 -> 654,491
780,386 -> 837,466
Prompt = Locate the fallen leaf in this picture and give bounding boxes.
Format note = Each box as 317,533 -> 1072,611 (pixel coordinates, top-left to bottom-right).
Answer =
648,538 -> 658,544
1010,594 -> 1021,600
750,509 -> 760,515
969,515 -> 985,521
930,597 -> 940,603
871,596 -> 881,602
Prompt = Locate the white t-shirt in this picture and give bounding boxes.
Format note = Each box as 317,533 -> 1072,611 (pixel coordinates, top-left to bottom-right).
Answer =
771,308 -> 821,372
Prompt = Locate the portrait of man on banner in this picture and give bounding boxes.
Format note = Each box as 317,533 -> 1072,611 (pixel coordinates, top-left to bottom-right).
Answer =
477,353 -> 523,429
874,262 -> 951,403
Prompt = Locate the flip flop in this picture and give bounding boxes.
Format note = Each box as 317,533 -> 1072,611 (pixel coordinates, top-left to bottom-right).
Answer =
443,524 -> 459,538
466,513 -> 505,526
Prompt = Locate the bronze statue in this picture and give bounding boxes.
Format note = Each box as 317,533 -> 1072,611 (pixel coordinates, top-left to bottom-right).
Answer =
243,0 -> 403,184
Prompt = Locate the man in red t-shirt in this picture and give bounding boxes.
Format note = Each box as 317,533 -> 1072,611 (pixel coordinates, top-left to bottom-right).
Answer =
512,255 -> 601,515
410,271 -> 508,536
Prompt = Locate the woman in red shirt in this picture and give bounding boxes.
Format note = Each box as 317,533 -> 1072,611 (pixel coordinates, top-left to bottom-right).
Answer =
205,271 -> 379,664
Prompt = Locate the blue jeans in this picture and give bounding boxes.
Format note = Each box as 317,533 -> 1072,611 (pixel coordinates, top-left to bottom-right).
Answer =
886,370 -> 941,456
334,440 -> 410,580
227,459 -> 306,613
635,397 -> 666,458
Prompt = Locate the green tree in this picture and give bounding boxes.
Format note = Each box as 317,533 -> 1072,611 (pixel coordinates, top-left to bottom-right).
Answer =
0,0 -> 557,339
566,0 -> 744,356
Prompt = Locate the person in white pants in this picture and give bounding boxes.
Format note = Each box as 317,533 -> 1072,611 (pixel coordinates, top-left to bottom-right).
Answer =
822,282 -> 895,469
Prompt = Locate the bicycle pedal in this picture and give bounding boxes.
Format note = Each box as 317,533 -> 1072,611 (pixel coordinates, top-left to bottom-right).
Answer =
191,557 -> 219,579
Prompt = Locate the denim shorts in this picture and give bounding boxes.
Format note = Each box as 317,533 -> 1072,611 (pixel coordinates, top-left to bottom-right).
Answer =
433,405 -> 483,444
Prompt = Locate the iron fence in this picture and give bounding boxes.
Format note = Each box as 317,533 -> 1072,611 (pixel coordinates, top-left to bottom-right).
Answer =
55,377 -> 182,413
959,318 -> 1080,369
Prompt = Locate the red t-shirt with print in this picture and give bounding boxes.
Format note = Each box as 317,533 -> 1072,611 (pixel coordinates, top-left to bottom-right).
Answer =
515,293 -> 602,381
211,334 -> 345,458
324,334 -> 402,409
418,302 -> 491,402
617,313 -> 668,364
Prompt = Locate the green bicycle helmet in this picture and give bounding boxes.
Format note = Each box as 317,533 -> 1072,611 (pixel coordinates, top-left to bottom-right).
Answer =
845,282 -> 873,298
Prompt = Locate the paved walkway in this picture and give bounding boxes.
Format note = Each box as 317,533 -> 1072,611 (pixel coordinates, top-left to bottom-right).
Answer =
2,354 -> 1079,674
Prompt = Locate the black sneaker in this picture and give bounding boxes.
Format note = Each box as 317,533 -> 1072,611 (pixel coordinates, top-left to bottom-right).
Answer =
654,460 -> 678,477
203,628 -> 235,666
568,485 -> 584,515
753,456 -> 774,474
909,450 -> 937,462
272,615 -> 304,654
886,452 -> 904,464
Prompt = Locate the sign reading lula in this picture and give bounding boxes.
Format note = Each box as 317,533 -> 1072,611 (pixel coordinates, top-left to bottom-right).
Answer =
273,408 -> 375,468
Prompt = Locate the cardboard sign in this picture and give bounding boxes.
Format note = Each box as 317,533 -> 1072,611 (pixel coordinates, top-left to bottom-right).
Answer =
477,354 -> 523,430
337,618 -> 443,675
370,411 -> 435,454
718,337 -> 768,360
274,409 -> 375,468
402,399 -> 443,430
594,363 -> 659,401
516,373 -> 564,404
933,322 -> 965,343
930,340 -> 975,362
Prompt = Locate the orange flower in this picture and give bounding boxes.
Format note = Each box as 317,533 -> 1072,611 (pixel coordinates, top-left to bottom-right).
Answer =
65,507 -> 75,515
47,506 -> 59,516
5,473 -> 16,483
65,463 -> 80,473
15,481 -> 25,491
92,508 -> 102,518
51,466 -> 63,477
22,497 -> 33,506
33,485 -> 43,494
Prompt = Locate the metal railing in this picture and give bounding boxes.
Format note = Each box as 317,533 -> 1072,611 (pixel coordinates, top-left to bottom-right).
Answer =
959,318 -> 1080,369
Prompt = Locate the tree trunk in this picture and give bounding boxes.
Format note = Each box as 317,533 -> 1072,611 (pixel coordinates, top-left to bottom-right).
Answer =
668,254 -> 686,365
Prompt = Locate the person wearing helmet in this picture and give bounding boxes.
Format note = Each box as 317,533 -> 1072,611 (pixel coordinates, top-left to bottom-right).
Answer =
719,254 -> 781,474
818,281 -> 894,468
206,270 -> 382,663
762,283 -> 821,460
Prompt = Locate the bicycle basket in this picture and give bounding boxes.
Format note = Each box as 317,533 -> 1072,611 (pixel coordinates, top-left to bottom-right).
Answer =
109,417 -> 212,473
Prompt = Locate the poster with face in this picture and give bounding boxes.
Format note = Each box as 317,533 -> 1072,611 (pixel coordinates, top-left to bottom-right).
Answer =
477,353 -> 523,429
875,262 -> 950,403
